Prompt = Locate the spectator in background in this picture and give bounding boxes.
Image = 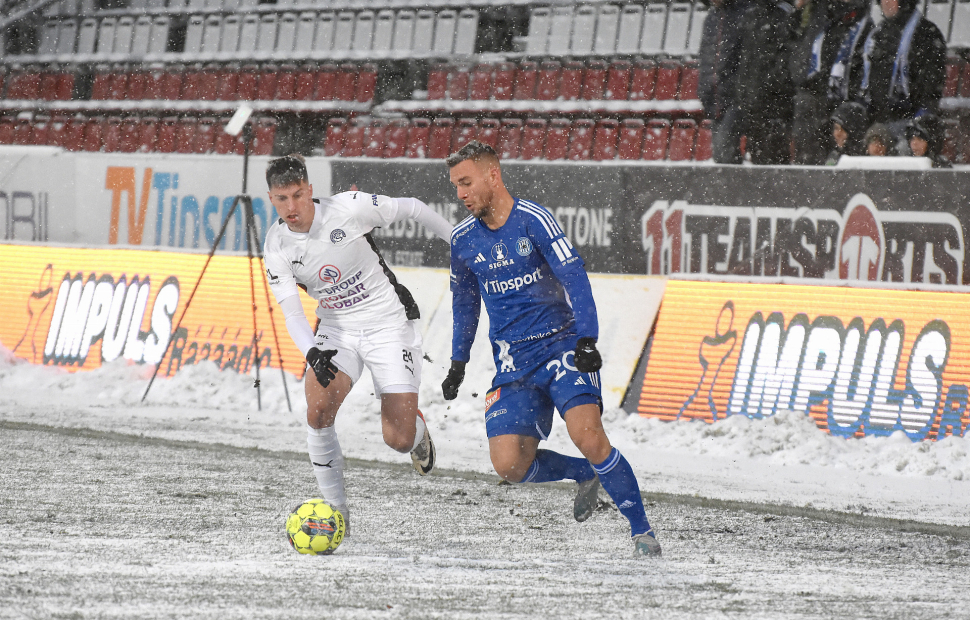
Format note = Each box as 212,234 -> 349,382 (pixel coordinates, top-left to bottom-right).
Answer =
737,0 -> 800,164
825,100 -> 868,164
859,0 -> 946,154
865,122 -> 894,155
698,0 -> 750,164
791,0 -> 873,164
907,113 -> 952,167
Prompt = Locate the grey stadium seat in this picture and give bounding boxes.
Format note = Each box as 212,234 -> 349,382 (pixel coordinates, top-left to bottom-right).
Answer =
183,14 -> 204,55
295,12 -> 317,53
616,4 -> 643,55
372,10 -> 395,53
571,5 -> 597,54
413,10 -> 435,54
149,17 -> 169,54
640,2 -> 667,54
454,9 -> 478,56
353,11 -> 376,53
96,17 -> 117,55
202,15 -> 222,54
277,13 -> 299,53
526,6 -> 551,54
433,10 -> 458,54
76,17 -> 98,54
332,12 -> 355,52
114,15 -> 135,55
314,12 -> 336,52
130,15 -> 153,55
392,10 -> 415,52
663,2 -> 692,55
220,15 -> 241,53
57,19 -> 79,54
39,20 -> 59,55
687,1 -> 709,55
952,0 -> 970,47
594,4 -> 620,55
548,5 -> 573,56
238,14 -> 259,53
257,14 -> 278,53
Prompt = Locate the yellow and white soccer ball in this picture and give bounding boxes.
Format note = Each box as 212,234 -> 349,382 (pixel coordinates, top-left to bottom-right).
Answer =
285,498 -> 345,555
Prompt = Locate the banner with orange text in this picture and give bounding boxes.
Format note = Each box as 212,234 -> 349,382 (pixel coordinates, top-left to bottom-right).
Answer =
0,244 -> 315,378
628,280 -> 970,441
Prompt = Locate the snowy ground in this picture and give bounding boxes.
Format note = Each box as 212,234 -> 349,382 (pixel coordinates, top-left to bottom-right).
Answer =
2,351 -> 970,617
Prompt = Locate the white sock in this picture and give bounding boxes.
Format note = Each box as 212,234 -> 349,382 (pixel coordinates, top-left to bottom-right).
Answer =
411,414 -> 427,452
306,425 -> 347,507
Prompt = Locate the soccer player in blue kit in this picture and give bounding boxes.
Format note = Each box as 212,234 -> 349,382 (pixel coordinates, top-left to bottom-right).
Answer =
441,141 -> 661,557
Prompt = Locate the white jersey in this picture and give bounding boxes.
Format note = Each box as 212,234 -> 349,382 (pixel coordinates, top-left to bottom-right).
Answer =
263,191 -> 418,330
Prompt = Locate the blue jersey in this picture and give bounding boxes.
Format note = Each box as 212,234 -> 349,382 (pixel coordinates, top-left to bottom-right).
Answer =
450,197 -> 599,385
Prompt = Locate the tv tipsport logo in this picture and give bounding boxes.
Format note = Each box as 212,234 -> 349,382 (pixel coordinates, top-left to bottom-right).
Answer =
16,269 -> 181,367
676,301 -> 966,441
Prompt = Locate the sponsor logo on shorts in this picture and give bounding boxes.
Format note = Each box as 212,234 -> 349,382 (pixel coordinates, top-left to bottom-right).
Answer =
485,408 -> 508,423
484,388 -> 501,410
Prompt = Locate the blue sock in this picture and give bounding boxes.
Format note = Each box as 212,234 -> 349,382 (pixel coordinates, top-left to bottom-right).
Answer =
592,447 -> 652,536
520,449 -> 596,483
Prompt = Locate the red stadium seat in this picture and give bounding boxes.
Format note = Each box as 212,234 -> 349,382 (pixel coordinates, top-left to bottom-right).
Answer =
119,116 -> 141,152
127,71 -> 147,100
498,118 -> 523,159
342,120 -> 367,157
428,117 -> 455,159
138,116 -> 158,153
160,68 -> 183,100
448,66 -> 470,101
492,62 -> 515,100
0,117 -> 13,144
582,59 -> 607,100
944,57 -> 961,98
198,65 -> 220,102
334,64 -> 357,101
513,61 -> 538,100
655,60 -> 681,100
11,71 -> 41,100
90,71 -> 112,100
960,61 -> 970,98
469,64 -> 492,100
216,68 -> 239,101
943,118 -> 960,163
356,63 -> 377,103
193,117 -> 216,154
295,65 -> 316,100
13,117 -> 33,145
695,119 -> 713,160
143,69 -> 164,100
384,118 -> 409,158
427,63 -> 450,100
567,118 -> 595,160
214,123 -> 238,155
236,65 -> 259,101
62,115 -> 86,151
592,118 -> 619,160
175,117 -> 198,154
324,117 -> 347,157
81,117 -> 105,152
560,60 -> 584,101
668,118 -> 696,161
275,64 -> 297,101
39,73 -> 59,100
545,118 -> 571,160
109,71 -> 129,100
642,118 -> 671,160
678,60 -> 699,100
314,64 -> 338,101
55,73 -> 75,100
363,119 -> 388,158
181,67 -> 201,101
47,114 -> 69,147
605,60 -> 631,101
252,117 -> 276,156
478,118 -> 500,148
256,65 -> 279,101
536,60 -> 562,101
30,115 -> 50,145
156,117 -> 179,153
618,118 -> 645,159
452,117 -> 478,152
406,118 -> 432,158
520,118 -> 547,160
630,59 -> 657,101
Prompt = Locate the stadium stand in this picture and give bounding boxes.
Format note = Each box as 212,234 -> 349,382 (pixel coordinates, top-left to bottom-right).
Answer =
1,0 -> 968,162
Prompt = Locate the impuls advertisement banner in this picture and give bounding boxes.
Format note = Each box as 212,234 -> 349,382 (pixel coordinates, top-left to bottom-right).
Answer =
0,244 -> 315,377
626,280 -> 970,441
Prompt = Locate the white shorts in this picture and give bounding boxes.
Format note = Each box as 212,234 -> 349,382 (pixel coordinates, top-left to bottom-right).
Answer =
313,320 -> 422,396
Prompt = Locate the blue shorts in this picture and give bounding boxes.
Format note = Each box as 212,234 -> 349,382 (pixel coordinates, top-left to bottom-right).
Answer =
484,344 -> 602,440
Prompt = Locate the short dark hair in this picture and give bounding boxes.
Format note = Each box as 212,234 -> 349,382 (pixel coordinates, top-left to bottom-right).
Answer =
445,140 -> 499,168
266,154 -> 308,189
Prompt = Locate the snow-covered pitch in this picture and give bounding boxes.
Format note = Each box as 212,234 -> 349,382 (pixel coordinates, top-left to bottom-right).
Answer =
1,347 -> 969,618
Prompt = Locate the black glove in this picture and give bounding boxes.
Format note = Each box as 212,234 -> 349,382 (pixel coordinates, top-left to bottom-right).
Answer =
306,348 -> 338,388
574,338 -> 602,373
441,360 -> 466,401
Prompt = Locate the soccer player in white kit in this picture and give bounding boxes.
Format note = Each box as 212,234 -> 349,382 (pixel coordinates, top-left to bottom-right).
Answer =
263,155 -> 453,532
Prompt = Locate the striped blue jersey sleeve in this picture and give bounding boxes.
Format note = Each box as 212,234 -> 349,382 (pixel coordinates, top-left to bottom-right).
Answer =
450,217 -> 481,363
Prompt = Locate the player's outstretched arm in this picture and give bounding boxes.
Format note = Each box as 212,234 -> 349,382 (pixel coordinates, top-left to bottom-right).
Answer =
391,197 -> 453,242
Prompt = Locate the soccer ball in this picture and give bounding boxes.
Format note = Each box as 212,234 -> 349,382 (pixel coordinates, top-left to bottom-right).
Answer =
285,498 -> 345,555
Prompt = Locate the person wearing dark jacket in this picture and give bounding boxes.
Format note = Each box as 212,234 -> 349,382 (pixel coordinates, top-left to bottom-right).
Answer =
698,0 -> 750,164
824,100 -> 868,164
906,113 -> 952,167
737,0 -> 800,164
859,0 -> 947,153
791,0 -> 873,164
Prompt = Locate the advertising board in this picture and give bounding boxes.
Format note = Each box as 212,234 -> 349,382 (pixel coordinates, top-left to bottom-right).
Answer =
625,280 -> 970,441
